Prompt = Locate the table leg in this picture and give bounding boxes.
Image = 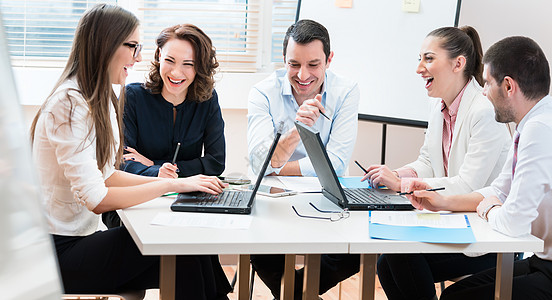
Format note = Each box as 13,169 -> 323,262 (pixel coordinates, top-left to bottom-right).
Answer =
495,252 -> 514,300
281,254 -> 296,300
160,255 -> 176,300
236,254 -> 251,300
359,254 -> 377,300
302,254 -> 321,300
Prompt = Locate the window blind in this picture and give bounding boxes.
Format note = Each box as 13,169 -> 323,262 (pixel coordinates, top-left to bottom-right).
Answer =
0,0 -> 117,67
136,0 -> 261,73
270,0 -> 298,65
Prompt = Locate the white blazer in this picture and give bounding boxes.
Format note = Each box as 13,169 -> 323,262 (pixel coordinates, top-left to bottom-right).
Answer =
406,78 -> 511,196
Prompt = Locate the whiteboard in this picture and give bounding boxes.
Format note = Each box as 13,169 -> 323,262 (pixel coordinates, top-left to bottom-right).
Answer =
299,0 -> 459,122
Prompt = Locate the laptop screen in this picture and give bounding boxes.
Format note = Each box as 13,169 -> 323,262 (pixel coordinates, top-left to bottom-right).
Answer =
294,121 -> 347,207
245,122 -> 284,206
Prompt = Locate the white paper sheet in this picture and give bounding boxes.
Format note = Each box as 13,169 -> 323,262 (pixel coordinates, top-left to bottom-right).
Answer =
277,176 -> 322,193
370,211 -> 468,229
151,212 -> 252,230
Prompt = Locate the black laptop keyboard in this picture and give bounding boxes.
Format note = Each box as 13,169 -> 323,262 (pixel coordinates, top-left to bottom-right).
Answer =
344,188 -> 390,204
196,190 -> 244,207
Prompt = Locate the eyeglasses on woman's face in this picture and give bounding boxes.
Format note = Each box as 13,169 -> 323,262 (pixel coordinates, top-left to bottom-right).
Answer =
123,42 -> 143,58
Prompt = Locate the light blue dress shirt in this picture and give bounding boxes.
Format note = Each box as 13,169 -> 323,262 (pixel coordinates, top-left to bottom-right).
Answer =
247,68 -> 359,176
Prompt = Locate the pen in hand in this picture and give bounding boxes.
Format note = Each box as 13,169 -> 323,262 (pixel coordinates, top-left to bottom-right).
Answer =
354,160 -> 368,174
398,187 -> 445,195
319,110 -> 331,121
171,142 -> 181,165
354,160 -> 377,188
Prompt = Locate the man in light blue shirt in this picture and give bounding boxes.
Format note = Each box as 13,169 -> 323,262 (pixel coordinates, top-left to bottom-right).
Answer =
248,20 -> 361,300
247,20 -> 359,176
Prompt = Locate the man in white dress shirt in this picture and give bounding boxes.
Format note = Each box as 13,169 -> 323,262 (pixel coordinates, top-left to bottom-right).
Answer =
248,20 -> 360,300
247,19 -> 359,177
406,36 -> 552,300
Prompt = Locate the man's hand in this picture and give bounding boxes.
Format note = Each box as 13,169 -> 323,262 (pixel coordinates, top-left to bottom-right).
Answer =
296,94 -> 326,126
476,196 -> 502,220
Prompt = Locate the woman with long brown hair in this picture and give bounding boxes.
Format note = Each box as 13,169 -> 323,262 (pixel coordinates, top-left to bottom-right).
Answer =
30,4 -> 230,298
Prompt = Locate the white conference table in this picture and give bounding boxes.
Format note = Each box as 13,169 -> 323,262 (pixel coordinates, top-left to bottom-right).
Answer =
119,179 -> 543,300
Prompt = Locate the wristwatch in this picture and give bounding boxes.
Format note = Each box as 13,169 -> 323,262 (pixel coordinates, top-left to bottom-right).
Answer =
482,203 -> 502,221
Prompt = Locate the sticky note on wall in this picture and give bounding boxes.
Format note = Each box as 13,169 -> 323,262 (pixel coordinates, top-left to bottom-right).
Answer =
402,0 -> 420,13
335,0 -> 353,8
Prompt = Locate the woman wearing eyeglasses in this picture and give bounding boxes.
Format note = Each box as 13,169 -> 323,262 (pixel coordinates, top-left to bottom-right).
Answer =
119,23 -> 225,183
30,5 -> 230,298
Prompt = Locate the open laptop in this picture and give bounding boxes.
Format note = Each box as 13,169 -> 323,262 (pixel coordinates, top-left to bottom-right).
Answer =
171,122 -> 284,214
295,121 -> 414,211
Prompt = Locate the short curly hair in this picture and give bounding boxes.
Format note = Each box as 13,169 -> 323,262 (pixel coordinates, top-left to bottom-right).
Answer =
145,24 -> 219,102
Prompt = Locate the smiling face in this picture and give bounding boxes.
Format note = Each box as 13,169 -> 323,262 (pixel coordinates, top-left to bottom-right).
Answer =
284,39 -> 332,104
417,36 -> 462,100
159,38 -> 196,103
109,27 -> 141,85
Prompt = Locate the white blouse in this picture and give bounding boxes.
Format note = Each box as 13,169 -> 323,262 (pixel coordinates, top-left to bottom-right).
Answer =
33,78 -> 119,236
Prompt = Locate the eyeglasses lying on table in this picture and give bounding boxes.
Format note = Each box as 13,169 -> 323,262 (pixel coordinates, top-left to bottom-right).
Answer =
291,202 -> 350,222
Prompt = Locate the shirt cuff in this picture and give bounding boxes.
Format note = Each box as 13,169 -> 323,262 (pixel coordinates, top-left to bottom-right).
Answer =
298,158 -> 315,177
476,186 -> 495,199
486,205 -> 501,224
270,163 -> 286,175
395,166 -> 418,178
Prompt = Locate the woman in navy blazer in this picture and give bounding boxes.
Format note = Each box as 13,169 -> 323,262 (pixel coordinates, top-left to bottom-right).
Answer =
122,24 -> 225,179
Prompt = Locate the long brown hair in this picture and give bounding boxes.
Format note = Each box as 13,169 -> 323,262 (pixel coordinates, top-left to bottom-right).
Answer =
30,4 -> 139,170
145,24 -> 219,102
428,26 -> 484,86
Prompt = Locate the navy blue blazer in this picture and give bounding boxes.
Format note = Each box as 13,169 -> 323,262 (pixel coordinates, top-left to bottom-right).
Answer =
122,83 -> 226,177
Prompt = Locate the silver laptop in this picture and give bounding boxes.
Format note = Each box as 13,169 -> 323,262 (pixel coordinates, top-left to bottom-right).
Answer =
295,121 -> 414,211
171,122 -> 284,214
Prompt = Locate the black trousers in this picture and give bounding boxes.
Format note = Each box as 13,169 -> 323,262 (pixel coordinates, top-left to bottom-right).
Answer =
441,255 -> 552,300
53,226 -> 231,300
250,253 -> 360,299
377,253 -> 498,300
102,210 -> 121,228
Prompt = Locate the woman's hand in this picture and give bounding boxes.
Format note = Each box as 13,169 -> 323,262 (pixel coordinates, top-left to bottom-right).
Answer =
123,146 -> 154,166
158,162 -> 178,179
362,165 -> 401,191
172,175 -> 228,195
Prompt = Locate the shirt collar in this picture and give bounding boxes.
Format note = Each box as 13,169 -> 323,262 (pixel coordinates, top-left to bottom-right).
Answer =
516,95 -> 552,134
441,79 -> 470,117
282,70 -> 328,101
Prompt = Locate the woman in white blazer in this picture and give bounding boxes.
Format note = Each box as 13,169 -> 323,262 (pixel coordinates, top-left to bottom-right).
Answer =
364,59 -> 510,195
371,26 -> 511,300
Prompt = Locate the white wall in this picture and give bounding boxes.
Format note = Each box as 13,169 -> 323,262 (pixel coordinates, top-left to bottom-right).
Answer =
459,0 -> 552,94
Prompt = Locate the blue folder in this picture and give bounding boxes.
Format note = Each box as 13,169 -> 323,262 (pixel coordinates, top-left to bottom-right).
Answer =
368,212 -> 476,244
338,177 -> 372,189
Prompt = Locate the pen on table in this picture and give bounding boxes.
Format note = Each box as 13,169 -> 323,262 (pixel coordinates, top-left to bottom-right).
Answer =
171,142 -> 181,165
398,187 -> 445,195
319,110 -> 331,121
